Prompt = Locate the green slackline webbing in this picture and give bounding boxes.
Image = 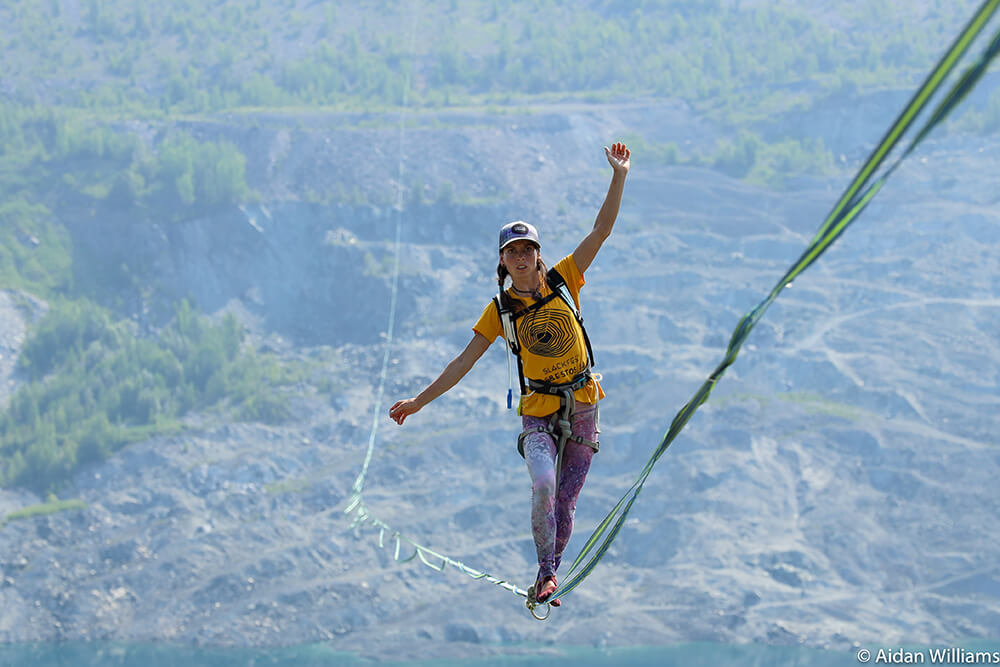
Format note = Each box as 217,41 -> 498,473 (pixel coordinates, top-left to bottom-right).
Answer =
549,0 -> 1000,602
342,4 -> 534,603
344,491 -> 533,598
344,0 -> 1000,613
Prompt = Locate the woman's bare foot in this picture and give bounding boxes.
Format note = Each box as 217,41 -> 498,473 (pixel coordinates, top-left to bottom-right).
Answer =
535,575 -> 561,606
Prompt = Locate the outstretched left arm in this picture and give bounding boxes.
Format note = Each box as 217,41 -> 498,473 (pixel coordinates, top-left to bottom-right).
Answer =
573,142 -> 630,273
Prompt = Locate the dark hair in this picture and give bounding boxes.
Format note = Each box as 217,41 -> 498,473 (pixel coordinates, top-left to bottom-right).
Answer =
496,257 -> 548,312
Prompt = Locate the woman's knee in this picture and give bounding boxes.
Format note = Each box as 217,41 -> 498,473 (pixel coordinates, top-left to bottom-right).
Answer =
531,470 -> 557,497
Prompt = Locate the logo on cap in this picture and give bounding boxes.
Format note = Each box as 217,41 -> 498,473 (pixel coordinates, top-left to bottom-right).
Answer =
499,220 -> 540,251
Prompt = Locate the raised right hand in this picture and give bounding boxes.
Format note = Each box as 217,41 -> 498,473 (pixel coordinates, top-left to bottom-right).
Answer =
604,142 -> 630,176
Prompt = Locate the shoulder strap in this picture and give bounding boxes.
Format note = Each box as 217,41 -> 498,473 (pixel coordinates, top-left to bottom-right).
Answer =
494,294 -> 528,396
546,268 -> 596,369
545,268 -> 578,317
493,295 -> 520,355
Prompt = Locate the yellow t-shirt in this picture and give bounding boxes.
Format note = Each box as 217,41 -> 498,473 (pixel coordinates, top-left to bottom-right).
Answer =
473,254 -> 605,417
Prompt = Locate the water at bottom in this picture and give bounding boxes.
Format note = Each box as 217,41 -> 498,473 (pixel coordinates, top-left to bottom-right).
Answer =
2,640 -> 998,667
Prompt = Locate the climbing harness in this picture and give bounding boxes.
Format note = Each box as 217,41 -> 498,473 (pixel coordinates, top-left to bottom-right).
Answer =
344,0 -> 1000,619
517,376 -> 600,487
498,267 -> 600,487
495,267 -> 597,409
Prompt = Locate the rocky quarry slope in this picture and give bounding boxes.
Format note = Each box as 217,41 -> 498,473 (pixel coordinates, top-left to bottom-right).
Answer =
1,98 -> 999,661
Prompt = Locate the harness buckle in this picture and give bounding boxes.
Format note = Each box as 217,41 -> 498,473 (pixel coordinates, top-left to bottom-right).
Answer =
526,371 -> 592,396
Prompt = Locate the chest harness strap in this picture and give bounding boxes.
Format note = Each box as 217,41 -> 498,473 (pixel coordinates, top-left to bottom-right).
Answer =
495,268 -> 600,482
494,268 -> 597,408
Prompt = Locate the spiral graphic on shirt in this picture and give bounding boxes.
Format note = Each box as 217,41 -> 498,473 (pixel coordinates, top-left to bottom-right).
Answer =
518,307 -> 577,358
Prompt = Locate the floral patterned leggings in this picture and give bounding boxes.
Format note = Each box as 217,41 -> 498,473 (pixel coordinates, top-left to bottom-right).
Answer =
521,402 -> 599,581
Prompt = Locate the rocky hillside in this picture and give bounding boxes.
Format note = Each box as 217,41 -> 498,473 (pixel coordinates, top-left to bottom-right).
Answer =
1,93 -> 999,662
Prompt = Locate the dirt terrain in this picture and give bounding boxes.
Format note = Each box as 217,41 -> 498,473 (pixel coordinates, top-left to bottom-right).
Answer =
1,99 -> 998,661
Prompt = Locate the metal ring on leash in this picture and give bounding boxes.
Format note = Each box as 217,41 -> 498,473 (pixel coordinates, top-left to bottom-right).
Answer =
526,598 -> 551,621
525,585 -> 551,621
